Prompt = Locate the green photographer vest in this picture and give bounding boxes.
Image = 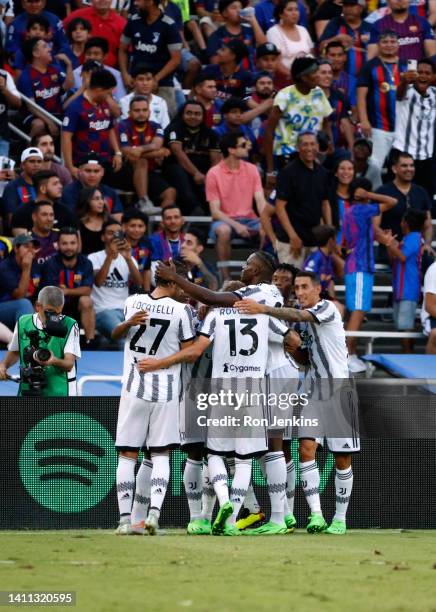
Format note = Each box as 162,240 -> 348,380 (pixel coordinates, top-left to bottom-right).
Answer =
17,314 -> 77,397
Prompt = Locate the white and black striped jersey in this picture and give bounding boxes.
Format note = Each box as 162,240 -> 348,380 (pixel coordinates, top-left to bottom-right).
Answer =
122,294 -> 196,402
294,299 -> 348,380
198,306 -> 289,378
394,85 -> 436,160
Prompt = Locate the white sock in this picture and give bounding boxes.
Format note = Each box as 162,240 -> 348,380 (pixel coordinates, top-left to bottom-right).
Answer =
226,456 -> 236,478
244,482 -> 261,514
264,452 -> 286,524
201,461 -> 216,521
284,460 -> 296,516
184,458 -> 203,521
131,459 -> 152,525
116,455 -> 136,521
149,453 -> 170,519
334,467 -> 353,522
229,458 -> 252,524
207,454 -> 229,507
300,460 -> 322,514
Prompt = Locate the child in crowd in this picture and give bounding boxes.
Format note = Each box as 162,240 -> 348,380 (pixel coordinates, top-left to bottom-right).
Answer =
303,224 -> 344,317
387,209 -> 427,353
342,178 -> 397,373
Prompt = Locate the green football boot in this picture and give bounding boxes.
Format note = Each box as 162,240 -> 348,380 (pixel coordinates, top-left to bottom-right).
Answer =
284,513 -> 297,531
306,513 -> 328,533
241,521 -> 289,535
326,519 -> 347,535
221,523 -> 241,536
212,501 -> 234,535
187,518 -> 212,535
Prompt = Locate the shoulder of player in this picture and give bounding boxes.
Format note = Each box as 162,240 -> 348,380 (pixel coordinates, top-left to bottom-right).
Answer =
161,13 -> 177,27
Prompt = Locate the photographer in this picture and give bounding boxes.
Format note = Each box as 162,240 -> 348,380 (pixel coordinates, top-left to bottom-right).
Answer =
0,286 -> 81,397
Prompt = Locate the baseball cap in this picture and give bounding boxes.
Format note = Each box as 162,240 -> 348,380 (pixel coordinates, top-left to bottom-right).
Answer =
354,137 -> 373,153
256,42 -> 280,59
223,39 -> 249,63
21,147 -> 43,163
12,233 -> 40,247
79,152 -> 103,166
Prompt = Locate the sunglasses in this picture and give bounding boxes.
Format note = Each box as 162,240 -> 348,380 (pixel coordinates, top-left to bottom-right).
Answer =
237,141 -> 248,149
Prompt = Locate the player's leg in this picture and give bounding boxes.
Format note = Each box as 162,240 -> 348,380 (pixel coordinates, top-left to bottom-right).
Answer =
130,449 -> 153,534
207,452 -> 234,535
200,458 -> 217,524
228,456 -> 252,528
283,439 -> 296,530
145,448 -> 171,535
299,438 -> 327,533
184,443 -> 210,535
326,453 -> 353,535
115,450 -> 138,534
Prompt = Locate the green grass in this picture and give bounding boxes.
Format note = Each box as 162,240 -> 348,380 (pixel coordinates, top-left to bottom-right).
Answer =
1,530 -> 436,612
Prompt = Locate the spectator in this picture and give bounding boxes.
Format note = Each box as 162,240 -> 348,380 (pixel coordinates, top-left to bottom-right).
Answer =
367,0 -> 435,63
317,60 -> 354,151
353,137 -> 382,189
0,64 -> 22,157
206,131 -> 266,279
150,204 -> 185,264
313,0 -> 343,40
77,187 -> 110,255
165,100 -> 220,214
122,209 -> 152,292
192,73 -> 223,129
195,0 -> 225,39
264,56 -> 333,179
421,259 -> 436,353
17,37 -> 73,137
202,39 -> 253,101
63,0 -> 127,68
266,0 -> 313,86
255,0 -> 309,34
274,131 -> 332,266
6,0 -> 69,60
357,30 -> 406,169
206,0 -> 266,71
393,58 -> 436,199
61,154 -> 124,220
72,36 -> 126,101
319,0 -> 372,78
88,218 -> 142,348
214,97 -> 257,155
30,200 -> 58,264
118,0 -> 182,117
61,69 -> 122,182
325,41 -> 357,109
31,132 -> 73,187
65,16 -> 92,68
255,42 -> 281,90
387,209 -> 427,352
0,234 -> 40,332
343,178 -> 397,372
178,228 -> 218,289
11,170 -> 76,235
3,147 -> 43,218
328,157 -> 355,244
41,227 -> 96,346
119,95 -> 175,213
376,151 -> 433,245
119,63 -> 170,127
245,72 -> 275,141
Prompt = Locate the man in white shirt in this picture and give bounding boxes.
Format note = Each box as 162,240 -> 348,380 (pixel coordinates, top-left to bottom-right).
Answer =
119,63 -> 170,128
88,219 -> 142,348
421,261 -> 436,353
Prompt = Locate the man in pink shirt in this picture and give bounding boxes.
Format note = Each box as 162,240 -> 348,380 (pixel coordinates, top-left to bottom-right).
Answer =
63,0 -> 126,68
206,131 -> 267,280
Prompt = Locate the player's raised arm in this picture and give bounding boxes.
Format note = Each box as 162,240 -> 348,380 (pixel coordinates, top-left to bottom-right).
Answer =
235,299 -> 315,323
156,261 -> 237,306
137,335 -> 210,373
111,310 -> 149,341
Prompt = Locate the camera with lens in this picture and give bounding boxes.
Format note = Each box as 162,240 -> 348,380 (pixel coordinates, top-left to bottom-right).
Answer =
113,229 -> 125,242
20,312 -> 68,396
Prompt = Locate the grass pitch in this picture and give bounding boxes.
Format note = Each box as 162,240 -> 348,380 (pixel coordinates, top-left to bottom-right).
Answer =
1,530 -> 436,612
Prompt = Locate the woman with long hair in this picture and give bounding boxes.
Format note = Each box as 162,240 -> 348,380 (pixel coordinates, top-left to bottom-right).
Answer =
77,187 -> 109,255
329,157 -> 355,244
65,17 -> 92,68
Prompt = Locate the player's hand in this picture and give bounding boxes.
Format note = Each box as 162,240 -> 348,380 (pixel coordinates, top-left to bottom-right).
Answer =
233,222 -> 251,238
180,247 -> 201,266
156,259 -> 177,282
137,357 -> 162,373
234,298 -> 266,315
127,310 -> 149,327
284,330 -> 302,354
290,234 -> 303,257
360,120 -> 372,138
0,363 -> 8,380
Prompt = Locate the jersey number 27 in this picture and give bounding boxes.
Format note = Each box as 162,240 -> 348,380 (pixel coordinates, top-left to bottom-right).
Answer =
129,318 -> 170,355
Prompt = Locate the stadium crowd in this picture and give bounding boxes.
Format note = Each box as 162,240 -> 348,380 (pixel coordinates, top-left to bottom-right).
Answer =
0,0 -> 436,373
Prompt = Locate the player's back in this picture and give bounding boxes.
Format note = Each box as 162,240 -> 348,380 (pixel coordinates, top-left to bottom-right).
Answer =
123,293 -> 196,402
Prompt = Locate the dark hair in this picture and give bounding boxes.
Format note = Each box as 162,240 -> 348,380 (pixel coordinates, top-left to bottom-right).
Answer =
66,17 -> 92,41
349,177 -> 372,201
30,132 -> 52,147
295,270 -> 321,284
254,250 -> 278,274
22,37 -> 43,64
417,58 -> 435,73
312,224 -> 336,247
221,96 -> 247,114
182,99 -> 205,119
129,95 -> 149,108
276,262 -> 299,277
403,209 -> 427,232
218,0 -> 246,13
31,199 -> 53,214
131,63 -> 156,78
85,36 -> 109,55
391,150 -> 414,166
193,72 -> 216,88
184,227 -> 206,247
219,131 -> 244,157
77,187 -> 108,220
273,0 -> 298,22
89,69 -> 117,90
325,41 -> 346,54
26,14 -> 50,32
156,259 -> 188,287
33,170 -> 58,192
122,209 -> 148,225
58,227 -> 79,239
162,204 -> 182,218
102,217 -> 121,233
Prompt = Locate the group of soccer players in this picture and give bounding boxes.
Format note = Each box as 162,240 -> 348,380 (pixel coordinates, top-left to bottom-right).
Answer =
113,251 -> 359,536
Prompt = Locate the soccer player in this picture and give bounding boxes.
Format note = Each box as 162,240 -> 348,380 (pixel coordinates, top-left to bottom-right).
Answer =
234,271 -> 360,535
112,260 -> 196,535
